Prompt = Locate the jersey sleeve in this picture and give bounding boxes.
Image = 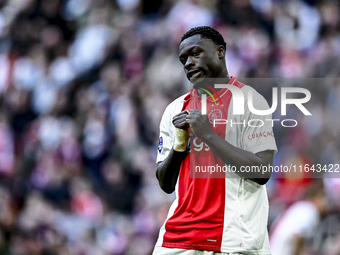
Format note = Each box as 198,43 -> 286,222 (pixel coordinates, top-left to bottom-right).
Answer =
156,103 -> 175,163
241,86 -> 278,155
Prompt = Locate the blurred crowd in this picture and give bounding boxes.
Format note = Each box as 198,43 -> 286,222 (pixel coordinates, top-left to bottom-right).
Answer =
0,0 -> 339,254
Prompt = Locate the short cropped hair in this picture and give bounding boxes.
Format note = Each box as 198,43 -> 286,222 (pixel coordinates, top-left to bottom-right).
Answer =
180,26 -> 227,49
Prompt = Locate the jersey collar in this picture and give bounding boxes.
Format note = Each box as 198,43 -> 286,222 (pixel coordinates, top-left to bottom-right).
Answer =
190,76 -> 236,103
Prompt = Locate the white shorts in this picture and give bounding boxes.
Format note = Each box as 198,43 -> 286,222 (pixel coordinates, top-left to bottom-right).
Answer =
152,246 -> 245,255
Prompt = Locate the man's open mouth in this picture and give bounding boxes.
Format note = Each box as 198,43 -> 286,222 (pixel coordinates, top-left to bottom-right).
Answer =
188,70 -> 202,80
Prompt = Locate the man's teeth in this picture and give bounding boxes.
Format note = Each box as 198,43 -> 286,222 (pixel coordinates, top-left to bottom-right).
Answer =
191,71 -> 199,78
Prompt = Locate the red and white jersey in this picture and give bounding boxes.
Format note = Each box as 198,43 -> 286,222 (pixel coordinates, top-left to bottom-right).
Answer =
156,77 -> 277,254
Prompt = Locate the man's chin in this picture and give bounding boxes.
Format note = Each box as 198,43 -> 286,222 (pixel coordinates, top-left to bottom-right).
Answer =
191,77 -> 206,86
191,77 -> 214,88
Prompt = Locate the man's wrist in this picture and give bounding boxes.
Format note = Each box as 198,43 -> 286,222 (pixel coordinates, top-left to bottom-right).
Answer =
174,128 -> 189,152
173,143 -> 188,152
199,130 -> 215,143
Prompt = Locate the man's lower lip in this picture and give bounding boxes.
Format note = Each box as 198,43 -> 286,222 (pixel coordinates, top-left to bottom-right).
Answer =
190,71 -> 202,80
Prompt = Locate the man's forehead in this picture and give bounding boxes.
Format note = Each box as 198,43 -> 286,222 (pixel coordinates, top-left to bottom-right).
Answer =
179,35 -> 216,53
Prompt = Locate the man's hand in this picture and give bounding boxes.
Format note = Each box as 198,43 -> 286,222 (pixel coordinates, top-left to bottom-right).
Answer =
172,110 -> 190,129
186,109 -> 213,140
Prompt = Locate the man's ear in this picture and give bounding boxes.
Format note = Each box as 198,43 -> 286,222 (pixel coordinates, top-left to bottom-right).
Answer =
217,46 -> 226,59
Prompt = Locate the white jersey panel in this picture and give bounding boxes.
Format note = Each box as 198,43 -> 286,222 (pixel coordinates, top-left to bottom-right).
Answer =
220,85 -> 275,254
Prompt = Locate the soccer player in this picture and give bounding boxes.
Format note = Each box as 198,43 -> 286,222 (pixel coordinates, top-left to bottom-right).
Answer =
153,26 -> 277,255
270,181 -> 327,255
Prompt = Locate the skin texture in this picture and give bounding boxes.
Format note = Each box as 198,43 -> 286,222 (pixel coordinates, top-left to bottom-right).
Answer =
156,34 -> 274,193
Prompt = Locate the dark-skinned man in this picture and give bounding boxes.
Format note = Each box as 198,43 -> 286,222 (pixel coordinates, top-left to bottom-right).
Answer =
153,26 -> 277,255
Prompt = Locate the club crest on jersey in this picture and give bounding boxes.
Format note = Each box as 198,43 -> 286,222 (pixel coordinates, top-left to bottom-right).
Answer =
158,136 -> 163,153
208,109 -> 223,124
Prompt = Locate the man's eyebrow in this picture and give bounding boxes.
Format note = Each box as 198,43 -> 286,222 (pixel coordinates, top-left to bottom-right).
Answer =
179,46 -> 197,59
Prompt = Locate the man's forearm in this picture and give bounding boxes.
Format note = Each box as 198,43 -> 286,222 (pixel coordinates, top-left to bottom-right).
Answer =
156,148 -> 188,193
200,131 -> 273,185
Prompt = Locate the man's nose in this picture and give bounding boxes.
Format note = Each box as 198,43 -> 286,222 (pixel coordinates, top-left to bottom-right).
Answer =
185,57 -> 195,70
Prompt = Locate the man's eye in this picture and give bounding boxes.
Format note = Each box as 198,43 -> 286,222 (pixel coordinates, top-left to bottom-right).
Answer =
192,51 -> 200,56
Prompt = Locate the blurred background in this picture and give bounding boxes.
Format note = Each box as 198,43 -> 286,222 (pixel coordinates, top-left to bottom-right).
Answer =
0,0 -> 339,254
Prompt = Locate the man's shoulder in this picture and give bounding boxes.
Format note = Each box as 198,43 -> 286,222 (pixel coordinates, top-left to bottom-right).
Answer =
238,83 -> 259,94
169,93 -> 189,106
231,79 -> 265,100
164,92 -> 189,112
159,92 -> 189,124
239,84 -> 270,110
